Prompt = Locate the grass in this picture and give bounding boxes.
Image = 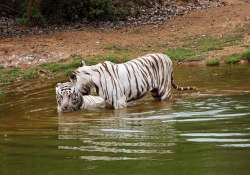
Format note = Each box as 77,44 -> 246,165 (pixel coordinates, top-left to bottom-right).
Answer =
241,49 -> 250,61
206,58 -> 220,66
0,89 -> 4,97
0,46 -> 248,85
195,37 -> 224,52
22,68 -> 39,79
224,54 -> 241,64
104,44 -> 130,52
0,68 -> 39,84
165,48 -> 196,61
103,44 -> 132,62
0,54 -> 128,84
88,54 -> 131,64
16,17 -> 29,26
185,34 -> 243,53
41,57 -> 82,76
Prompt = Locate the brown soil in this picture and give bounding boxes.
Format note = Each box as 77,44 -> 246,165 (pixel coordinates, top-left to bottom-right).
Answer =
0,0 -> 250,68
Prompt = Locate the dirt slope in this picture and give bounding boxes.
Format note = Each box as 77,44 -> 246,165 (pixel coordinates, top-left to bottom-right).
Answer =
0,0 -> 250,67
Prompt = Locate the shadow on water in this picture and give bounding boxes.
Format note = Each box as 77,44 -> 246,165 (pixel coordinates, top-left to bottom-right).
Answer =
0,64 -> 250,175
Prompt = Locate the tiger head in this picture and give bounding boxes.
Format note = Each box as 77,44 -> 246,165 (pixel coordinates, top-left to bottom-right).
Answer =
70,61 -> 100,95
56,82 -> 83,112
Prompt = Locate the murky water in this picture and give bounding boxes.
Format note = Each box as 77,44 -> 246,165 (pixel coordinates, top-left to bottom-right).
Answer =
0,65 -> 250,175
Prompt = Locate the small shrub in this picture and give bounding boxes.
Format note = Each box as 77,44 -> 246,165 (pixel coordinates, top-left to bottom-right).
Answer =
206,58 -> 220,66
165,48 -> 196,61
41,58 -> 82,75
104,45 -> 129,52
224,55 -> 241,64
0,89 -> 4,97
93,55 -> 119,63
197,37 -> 223,52
16,17 -> 30,25
22,68 -> 38,79
241,50 -> 250,61
0,68 -> 22,83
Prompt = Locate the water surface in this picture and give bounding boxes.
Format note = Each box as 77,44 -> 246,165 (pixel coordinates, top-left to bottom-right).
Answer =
0,65 -> 250,175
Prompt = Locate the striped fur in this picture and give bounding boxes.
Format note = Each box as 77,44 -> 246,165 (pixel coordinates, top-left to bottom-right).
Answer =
56,82 -> 105,112
71,53 -> 195,109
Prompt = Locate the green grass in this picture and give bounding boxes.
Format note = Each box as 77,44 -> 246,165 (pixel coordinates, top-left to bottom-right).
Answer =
187,34 -> 243,53
104,44 -> 129,52
85,54 -> 131,65
0,89 -> 4,97
40,56 -> 82,75
183,33 -> 243,52
165,48 -> 196,61
22,68 -> 39,79
241,50 -> 250,61
222,34 -> 243,46
103,44 -> 132,62
0,68 -> 39,84
0,54 -> 129,85
16,17 -> 29,26
0,68 -> 22,83
206,58 -> 220,66
195,37 -> 223,52
224,54 -> 241,64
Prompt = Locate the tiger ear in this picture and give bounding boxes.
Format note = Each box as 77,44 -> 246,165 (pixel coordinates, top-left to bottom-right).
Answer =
56,83 -> 62,87
69,71 -> 77,83
81,60 -> 86,66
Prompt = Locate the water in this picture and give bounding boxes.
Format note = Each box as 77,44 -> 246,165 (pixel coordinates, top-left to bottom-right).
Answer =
0,65 -> 250,175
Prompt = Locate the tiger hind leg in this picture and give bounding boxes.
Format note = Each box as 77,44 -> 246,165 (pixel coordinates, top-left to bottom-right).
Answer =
151,88 -> 171,101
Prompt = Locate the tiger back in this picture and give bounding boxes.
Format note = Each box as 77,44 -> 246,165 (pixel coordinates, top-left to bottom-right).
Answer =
71,53 -> 196,109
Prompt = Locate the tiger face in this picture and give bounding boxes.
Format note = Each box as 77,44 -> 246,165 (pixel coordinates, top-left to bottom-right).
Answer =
56,82 -> 83,112
70,65 -> 98,95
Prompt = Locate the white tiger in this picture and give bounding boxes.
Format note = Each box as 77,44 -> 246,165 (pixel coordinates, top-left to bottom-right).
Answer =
56,82 -> 105,112
70,53 -> 195,109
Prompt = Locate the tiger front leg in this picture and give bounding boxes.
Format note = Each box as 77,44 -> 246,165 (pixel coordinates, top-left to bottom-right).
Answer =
112,95 -> 127,109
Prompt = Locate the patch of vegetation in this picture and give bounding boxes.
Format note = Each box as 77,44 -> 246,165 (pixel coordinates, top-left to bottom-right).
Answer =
241,50 -> 250,61
222,34 -> 243,46
41,58 -> 82,75
206,58 -> 220,66
165,48 -> 197,61
195,37 -> 223,52
16,17 -> 30,26
0,68 -> 39,84
224,54 -> 241,64
0,68 -> 21,83
184,34 -> 243,53
85,54 -> 128,65
0,54 -> 131,85
0,89 -> 4,97
0,56 -> 82,84
22,68 -> 38,79
104,44 -> 129,52
103,44 -> 132,61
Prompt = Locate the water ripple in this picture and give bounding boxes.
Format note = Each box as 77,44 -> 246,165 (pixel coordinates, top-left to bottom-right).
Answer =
180,133 -> 249,137
219,144 -> 250,148
186,138 -> 250,143
100,129 -> 144,133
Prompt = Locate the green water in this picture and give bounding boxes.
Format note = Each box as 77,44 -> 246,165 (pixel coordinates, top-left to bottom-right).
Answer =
0,65 -> 250,175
